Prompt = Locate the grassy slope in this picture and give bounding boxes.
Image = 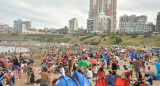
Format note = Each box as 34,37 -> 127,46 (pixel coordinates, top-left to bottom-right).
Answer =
0,34 -> 160,46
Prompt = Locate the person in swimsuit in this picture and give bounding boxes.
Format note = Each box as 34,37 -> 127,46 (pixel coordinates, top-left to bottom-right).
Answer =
122,70 -> 133,84
40,67 -> 50,86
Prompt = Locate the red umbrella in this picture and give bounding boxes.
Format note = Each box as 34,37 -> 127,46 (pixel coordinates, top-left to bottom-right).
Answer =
88,59 -> 98,64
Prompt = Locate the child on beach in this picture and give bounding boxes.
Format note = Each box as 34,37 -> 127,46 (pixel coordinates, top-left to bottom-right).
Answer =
17,65 -> 22,80
23,61 -> 27,77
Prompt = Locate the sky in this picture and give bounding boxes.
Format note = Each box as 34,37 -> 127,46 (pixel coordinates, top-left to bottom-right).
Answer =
0,0 -> 159,29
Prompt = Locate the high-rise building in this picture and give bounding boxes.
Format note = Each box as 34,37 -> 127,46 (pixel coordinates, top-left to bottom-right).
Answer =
69,18 -> 78,34
22,21 -> 31,33
92,13 -> 111,33
14,19 -> 22,34
156,12 -> 160,32
14,19 -> 31,34
87,19 -> 94,33
25,21 -> 31,30
88,0 -> 117,33
22,22 -> 26,34
119,15 -> 148,34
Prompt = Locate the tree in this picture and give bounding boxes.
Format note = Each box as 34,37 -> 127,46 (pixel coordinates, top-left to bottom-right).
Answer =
131,33 -> 138,38
110,35 -> 115,39
144,33 -> 152,38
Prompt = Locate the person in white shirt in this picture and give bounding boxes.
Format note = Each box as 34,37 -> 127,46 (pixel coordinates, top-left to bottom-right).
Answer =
87,69 -> 93,79
93,65 -> 98,77
59,65 -> 65,78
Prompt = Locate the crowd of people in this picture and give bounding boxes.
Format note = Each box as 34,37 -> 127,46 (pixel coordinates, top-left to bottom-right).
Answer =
0,44 -> 159,86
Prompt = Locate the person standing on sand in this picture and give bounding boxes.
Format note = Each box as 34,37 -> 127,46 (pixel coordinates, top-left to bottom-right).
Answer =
97,67 -> 105,80
135,58 -> 142,78
26,62 -> 32,84
111,59 -> 118,73
68,59 -> 73,76
141,58 -> 146,73
59,64 -> 65,78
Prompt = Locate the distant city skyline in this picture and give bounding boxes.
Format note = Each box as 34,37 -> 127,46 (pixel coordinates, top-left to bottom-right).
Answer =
0,0 -> 159,29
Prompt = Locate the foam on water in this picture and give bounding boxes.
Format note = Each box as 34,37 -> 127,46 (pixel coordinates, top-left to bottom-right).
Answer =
0,46 -> 29,53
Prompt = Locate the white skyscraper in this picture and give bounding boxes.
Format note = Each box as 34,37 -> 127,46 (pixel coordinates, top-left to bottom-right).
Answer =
87,0 -> 117,33
69,18 -> 78,34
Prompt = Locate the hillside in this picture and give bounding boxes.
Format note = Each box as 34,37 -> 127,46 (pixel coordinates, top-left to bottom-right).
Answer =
0,34 -> 160,47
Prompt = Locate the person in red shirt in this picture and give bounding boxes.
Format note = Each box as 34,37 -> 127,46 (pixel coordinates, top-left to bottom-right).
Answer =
61,58 -> 67,65
52,53 -> 54,57
97,67 -> 105,80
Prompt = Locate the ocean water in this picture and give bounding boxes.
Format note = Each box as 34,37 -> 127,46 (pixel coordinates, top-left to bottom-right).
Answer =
0,46 -> 29,53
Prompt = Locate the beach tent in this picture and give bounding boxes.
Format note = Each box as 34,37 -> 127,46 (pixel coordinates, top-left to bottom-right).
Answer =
155,62 -> 160,74
115,77 -> 129,86
96,78 -> 107,86
154,62 -> 160,80
72,71 -> 91,86
57,76 -> 80,86
105,74 -> 117,86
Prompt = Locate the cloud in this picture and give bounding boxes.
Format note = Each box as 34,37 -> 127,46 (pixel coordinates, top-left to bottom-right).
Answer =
0,0 -> 159,29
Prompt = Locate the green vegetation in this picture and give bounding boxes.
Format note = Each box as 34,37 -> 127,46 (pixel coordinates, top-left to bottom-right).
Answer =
11,33 -> 18,36
80,35 -> 93,41
131,33 -> 138,38
110,35 -> 115,39
1,34 -> 160,46
144,33 -> 152,38
115,37 -> 122,44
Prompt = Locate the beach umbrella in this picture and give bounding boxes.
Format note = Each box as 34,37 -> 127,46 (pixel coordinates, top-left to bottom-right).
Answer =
88,59 -> 98,64
78,60 -> 91,66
